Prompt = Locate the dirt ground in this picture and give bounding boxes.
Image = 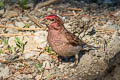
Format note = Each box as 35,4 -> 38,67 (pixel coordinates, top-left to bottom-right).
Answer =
0,0 -> 120,80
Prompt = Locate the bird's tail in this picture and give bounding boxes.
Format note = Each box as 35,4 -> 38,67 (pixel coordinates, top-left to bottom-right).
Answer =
82,43 -> 100,50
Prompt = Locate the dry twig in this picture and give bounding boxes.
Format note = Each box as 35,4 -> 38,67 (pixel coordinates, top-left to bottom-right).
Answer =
27,13 -> 43,28
66,8 -> 83,11
40,63 -> 47,80
0,25 -> 44,31
61,13 -> 80,16
0,33 -> 37,37
34,0 -> 60,11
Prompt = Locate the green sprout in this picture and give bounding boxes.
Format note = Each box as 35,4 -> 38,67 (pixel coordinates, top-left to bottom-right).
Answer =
0,49 -> 3,54
35,62 -> 43,73
46,45 -> 52,53
0,0 -> 4,8
46,45 -> 56,55
14,37 -> 26,53
18,0 -> 28,9
4,39 -> 8,46
24,23 -> 29,28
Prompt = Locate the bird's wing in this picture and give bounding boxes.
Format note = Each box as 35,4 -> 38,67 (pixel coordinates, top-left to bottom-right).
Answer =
65,32 -> 86,46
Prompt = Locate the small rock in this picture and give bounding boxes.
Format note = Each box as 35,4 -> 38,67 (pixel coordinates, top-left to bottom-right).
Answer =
4,11 -> 18,18
26,3 -> 34,8
6,24 -> 18,33
47,8 -> 53,12
58,64 -> 65,72
44,70 -> 52,79
103,0 -> 112,4
34,31 -> 48,48
35,75 -> 42,80
30,25 -> 36,28
24,51 -> 36,59
42,61 -> 51,69
0,9 -> 4,16
15,22 -> 25,28
113,10 -> 120,17
64,23 -> 71,30
38,54 -> 52,61
81,16 -> 90,22
104,21 -> 120,30
15,74 -> 33,80
90,3 -> 98,9
22,16 -> 29,21
0,66 -> 9,79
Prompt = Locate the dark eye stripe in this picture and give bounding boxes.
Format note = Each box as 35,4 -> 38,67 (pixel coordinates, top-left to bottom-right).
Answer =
50,19 -> 55,21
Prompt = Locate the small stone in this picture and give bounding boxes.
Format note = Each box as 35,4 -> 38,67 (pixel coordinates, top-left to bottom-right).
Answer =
24,51 -> 35,59
16,74 -> 33,80
0,9 -> 4,16
15,22 -> 25,28
42,61 -> 51,69
30,25 -> 36,28
0,66 -> 9,79
35,75 -> 42,80
34,31 -> 48,48
58,64 -> 65,68
104,21 -> 120,30
44,70 -> 52,79
6,24 -> 18,33
81,16 -> 90,22
90,3 -> 98,9
47,8 -> 53,12
113,10 -> 120,17
103,0 -> 112,4
22,16 -> 29,21
38,54 -> 52,61
4,11 -> 18,18
64,23 -> 71,29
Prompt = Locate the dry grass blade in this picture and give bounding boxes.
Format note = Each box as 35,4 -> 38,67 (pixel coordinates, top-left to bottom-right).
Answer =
0,33 -> 37,37
34,0 -> 59,11
27,13 -> 43,28
0,25 -> 44,31
40,63 -> 47,80
66,8 -> 83,11
62,13 -> 80,16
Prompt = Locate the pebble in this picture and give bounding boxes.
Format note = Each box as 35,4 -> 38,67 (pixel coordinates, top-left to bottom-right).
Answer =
113,10 -> 120,17
30,25 -> 36,28
0,9 -> 4,16
42,61 -> 51,69
38,54 -> 52,61
81,16 -> 90,22
0,66 -> 9,79
15,74 -> 33,80
4,11 -> 18,18
6,24 -> 18,33
47,8 -> 53,12
103,0 -> 112,4
24,51 -> 36,59
34,31 -> 48,48
15,22 -> 25,28
104,21 -> 120,30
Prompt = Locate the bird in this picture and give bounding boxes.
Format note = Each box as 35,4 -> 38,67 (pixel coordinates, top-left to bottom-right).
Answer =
42,15 -> 91,65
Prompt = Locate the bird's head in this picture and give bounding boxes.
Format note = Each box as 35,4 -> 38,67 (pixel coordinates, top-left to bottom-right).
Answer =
42,15 -> 64,30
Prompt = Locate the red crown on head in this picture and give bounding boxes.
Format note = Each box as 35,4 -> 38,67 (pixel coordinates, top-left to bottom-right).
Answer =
45,15 -> 59,20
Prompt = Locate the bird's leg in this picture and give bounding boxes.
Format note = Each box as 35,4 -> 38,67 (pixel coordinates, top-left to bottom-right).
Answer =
69,54 -> 79,68
74,54 -> 79,66
55,56 -> 63,66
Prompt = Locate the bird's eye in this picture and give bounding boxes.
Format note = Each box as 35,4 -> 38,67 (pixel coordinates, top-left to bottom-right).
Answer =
50,19 -> 55,21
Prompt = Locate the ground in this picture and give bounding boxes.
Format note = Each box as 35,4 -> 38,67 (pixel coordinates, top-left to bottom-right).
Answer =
0,0 -> 120,80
